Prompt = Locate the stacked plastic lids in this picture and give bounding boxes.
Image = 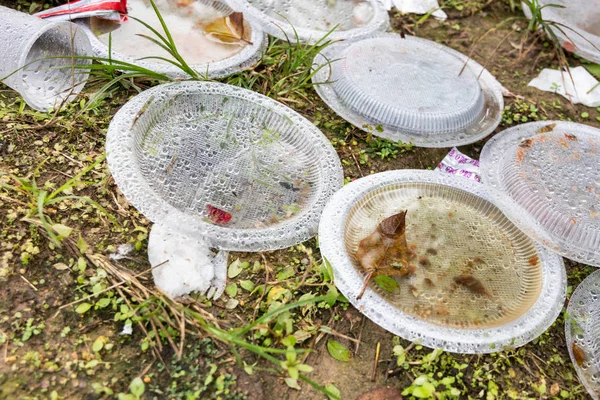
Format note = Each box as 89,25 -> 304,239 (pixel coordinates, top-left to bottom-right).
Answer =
523,0 -> 600,64
79,0 -> 267,78
224,0 -> 389,43
566,269 -> 600,400
480,121 -> 600,267
312,33 -> 504,147
106,81 -> 343,252
318,170 -> 566,353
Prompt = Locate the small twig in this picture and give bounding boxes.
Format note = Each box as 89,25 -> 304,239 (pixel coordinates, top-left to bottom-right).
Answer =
178,309 -> 185,360
354,316 -> 366,355
371,342 -> 381,382
323,328 -> 361,344
350,151 -> 364,177
20,275 -> 38,292
253,254 -> 270,321
0,195 -> 29,207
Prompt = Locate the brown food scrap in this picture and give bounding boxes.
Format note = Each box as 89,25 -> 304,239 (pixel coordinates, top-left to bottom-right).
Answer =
424,278 -> 435,287
355,211 -> 411,298
537,123 -> 556,133
565,133 -> 577,141
528,255 -> 539,266
516,147 -> 525,163
418,257 -> 431,268
519,138 -> 534,148
572,343 -> 585,366
454,275 -> 490,296
426,248 -> 438,255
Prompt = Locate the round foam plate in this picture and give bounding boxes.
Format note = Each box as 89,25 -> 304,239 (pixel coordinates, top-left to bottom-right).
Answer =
312,33 -> 504,148
565,269 -> 600,400
107,81 -> 343,251
318,170 -> 566,353
79,0 -> 267,79
481,121 -> 600,267
225,0 -> 389,43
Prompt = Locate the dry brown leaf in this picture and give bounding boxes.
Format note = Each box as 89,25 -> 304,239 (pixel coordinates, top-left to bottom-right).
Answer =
355,211 -> 413,298
573,342 -> 585,366
203,12 -> 252,46
454,274 -> 490,296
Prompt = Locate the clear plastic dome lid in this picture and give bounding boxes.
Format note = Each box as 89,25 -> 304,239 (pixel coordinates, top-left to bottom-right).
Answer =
480,121 -> 600,267
224,0 -> 389,43
565,269 -> 600,400
318,170 -> 566,353
312,34 -> 504,148
106,81 -> 343,252
79,0 -> 267,78
523,0 -> 600,64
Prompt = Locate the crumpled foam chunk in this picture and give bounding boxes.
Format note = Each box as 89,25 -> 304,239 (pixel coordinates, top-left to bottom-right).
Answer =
528,66 -> 600,107
377,0 -> 447,20
148,224 -> 216,299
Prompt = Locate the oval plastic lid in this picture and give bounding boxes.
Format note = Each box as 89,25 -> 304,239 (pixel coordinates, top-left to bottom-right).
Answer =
79,0 -> 267,79
523,0 -> 600,64
224,0 -> 389,43
481,121 -> 600,267
312,34 -> 504,148
318,170 -> 566,353
106,81 -> 343,252
565,269 -> 600,400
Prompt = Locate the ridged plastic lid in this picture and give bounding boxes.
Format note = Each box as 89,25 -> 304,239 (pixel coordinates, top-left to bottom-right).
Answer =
79,0 -> 267,79
318,170 -> 566,353
224,0 -> 389,43
313,34 -> 504,148
565,269 -> 600,400
481,121 -> 600,267
106,81 -> 343,252
523,0 -> 600,64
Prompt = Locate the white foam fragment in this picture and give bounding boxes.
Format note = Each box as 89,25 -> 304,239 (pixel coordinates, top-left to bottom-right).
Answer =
148,224 -> 216,299
377,0 -> 447,20
528,66 -> 600,107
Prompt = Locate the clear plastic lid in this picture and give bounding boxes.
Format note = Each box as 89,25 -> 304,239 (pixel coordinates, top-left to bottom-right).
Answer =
79,0 -> 267,78
565,269 -> 600,400
106,81 -> 343,252
224,0 -> 389,43
313,34 -> 504,148
318,170 -> 566,353
523,0 -> 600,64
480,121 -> 600,267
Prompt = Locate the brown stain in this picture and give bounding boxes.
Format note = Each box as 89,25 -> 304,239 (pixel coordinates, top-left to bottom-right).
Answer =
454,275 -> 490,296
528,256 -> 539,266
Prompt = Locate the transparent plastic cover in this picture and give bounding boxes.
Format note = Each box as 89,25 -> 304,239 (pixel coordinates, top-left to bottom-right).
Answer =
481,121 -> 600,267
565,269 -> 600,400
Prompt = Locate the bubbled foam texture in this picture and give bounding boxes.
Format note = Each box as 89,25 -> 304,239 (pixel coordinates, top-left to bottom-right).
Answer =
79,0 -> 267,79
331,37 -> 485,134
318,170 -> 566,353
312,34 -> 504,148
344,183 -> 542,329
106,81 -> 343,252
225,0 -> 389,43
481,121 -> 600,266
566,269 -> 600,400
524,0 -> 600,63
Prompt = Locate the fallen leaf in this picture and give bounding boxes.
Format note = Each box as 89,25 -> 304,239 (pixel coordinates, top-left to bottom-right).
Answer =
355,211 -> 413,298
373,275 -> 400,293
572,342 -> 585,366
53,262 -> 70,271
536,123 -> 556,134
327,340 -> 352,362
203,12 -> 252,45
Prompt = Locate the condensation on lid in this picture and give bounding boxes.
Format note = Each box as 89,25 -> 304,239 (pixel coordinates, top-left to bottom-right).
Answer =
312,34 -> 504,148
480,121 -> 600,267
565,269 -> 600,400
330,36 -> 486,134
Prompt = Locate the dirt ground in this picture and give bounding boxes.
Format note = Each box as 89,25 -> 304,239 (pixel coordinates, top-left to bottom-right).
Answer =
1,1 -> 600,399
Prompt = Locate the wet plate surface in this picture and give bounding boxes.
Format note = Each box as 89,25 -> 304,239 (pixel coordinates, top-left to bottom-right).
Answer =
566,269 -> 600,400
225,0 -> 389,43
106,81 -> 343,251
523,0 -> 600,64
481,121 -> 600,267
79,0 -> 266,78
319,170 -> 565,353
312,33 -> 503,147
